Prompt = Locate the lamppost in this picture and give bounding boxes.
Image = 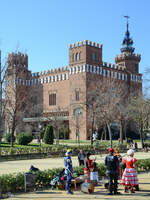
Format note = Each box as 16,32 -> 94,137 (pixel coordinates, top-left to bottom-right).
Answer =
38,124 -> 42,146
74,108 -> 82,144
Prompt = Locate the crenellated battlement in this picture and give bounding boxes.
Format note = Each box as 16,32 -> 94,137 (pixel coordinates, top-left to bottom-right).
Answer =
5,62 -> 142,87
68,40 -> 103,49
31,66 -> 69,77
103,62 -> 118,69
8,52 -> 28,68
115,53 -> 141,62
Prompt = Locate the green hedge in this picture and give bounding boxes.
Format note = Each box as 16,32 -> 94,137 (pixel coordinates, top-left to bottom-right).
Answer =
5,133 -> 16,144
1,158 -> 150,194
0,143 -> 127,157
16,132 -> 33,145
0,164 -> 106,194
136,159 -> 150,172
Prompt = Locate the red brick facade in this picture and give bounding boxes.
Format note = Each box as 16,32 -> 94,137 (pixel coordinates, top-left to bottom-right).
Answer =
5,39 -> 142,140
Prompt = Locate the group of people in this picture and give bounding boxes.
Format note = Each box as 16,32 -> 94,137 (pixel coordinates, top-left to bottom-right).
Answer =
105,148 -> 138,195
64,148 -> 138,195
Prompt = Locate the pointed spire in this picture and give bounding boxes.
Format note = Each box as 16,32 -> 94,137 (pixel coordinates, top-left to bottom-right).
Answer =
121,16 -> 135,54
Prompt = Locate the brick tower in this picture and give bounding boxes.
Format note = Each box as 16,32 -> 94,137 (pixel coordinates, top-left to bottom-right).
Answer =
115,17 -> 142,94
68,41 -> 103,139
5,52 -> 31,133
115,18 -> 141,73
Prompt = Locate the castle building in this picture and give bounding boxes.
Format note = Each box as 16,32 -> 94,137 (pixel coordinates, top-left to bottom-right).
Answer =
4,21 -> 142,140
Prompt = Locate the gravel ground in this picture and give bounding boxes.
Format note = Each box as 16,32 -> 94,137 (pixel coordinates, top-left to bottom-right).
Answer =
0,151 -> 150,175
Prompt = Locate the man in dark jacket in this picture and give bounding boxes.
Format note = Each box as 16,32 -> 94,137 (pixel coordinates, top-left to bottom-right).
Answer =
78,150 -> 86,166
105,148 -> 120,195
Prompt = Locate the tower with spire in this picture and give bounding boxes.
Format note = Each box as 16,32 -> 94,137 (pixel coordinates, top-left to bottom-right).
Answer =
115,16 -> 141,74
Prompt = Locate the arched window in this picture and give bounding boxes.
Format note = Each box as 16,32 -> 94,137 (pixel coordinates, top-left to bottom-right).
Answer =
73,107 -> 82,116
75,52 -> 80,61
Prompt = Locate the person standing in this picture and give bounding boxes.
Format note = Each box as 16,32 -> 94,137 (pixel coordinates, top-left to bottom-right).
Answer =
64,150 -> 74,194
114,148 -> 122,178
121,149 -> 138,193
78,150 -> 86,166
105,148 -> 120,195
84,152 -> 95,183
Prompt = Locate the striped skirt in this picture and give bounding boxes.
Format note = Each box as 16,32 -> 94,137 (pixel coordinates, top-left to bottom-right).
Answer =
121,168 -> 138,186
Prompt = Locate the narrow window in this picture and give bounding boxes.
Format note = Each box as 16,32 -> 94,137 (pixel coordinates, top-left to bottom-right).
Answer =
75,90 -> 80,101
49,93 -> 56,106
92,53 -> 96,61
75,52 -> 80,61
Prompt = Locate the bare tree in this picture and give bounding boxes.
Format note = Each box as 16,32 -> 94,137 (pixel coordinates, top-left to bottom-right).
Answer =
129,95 -> 150,148
86,74 -> 129,147
115,102 -> 131,144
0,51 -> 8,142
5,80 -> 30,146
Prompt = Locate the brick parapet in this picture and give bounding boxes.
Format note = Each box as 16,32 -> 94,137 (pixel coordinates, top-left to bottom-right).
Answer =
115,53 -> 141,63
5,61 -> 142,87
68,40 -> 103,49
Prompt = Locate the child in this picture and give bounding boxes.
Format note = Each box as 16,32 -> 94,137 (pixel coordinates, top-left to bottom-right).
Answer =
121,149 -> 138,193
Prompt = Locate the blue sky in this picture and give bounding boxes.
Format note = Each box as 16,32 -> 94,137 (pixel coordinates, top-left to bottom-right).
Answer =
0,0 -> 150,80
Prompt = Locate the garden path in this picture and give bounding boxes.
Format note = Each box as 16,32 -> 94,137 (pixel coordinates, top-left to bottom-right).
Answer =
0,151 -> 150,175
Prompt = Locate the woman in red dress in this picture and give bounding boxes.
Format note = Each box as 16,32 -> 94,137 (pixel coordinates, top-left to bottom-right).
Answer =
84,153 -> 95,183
121,149 -> 138,193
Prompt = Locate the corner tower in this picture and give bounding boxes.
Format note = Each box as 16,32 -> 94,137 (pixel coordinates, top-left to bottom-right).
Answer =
69,40 -> 103,67
5,52 -> 31,134
115,17 -> 141,73
6,52 -> 30,80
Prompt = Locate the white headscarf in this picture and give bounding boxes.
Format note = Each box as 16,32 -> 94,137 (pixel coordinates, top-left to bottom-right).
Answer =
127,149 -> 134,156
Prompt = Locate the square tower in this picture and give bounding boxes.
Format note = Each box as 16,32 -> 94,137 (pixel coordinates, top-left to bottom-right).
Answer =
69,40 -> 103,67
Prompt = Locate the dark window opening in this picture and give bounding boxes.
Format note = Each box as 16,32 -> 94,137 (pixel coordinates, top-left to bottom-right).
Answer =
75,90 -> 80,101
75,53 -> 80,61
92,53 -> 96,61
49,93 -> 56,105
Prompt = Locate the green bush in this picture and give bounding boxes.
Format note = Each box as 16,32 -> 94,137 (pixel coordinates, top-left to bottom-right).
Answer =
5,133 -> 16,143
40,129 -> 45,139
43,125 -> 54,144
136,159 -> 150,172
1,158 -> 150,194
16,132 -> 33,145
64,128 -> 69,139
59,132 -> 64,139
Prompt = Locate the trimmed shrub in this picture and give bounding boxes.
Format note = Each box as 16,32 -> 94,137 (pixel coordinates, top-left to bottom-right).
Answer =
40,129 -> 45,139
64,128 -> 69,139
59,132 -> 64,139
5,133 -> 15,143
16,132 -> 33,145
43,125 -> 54,144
